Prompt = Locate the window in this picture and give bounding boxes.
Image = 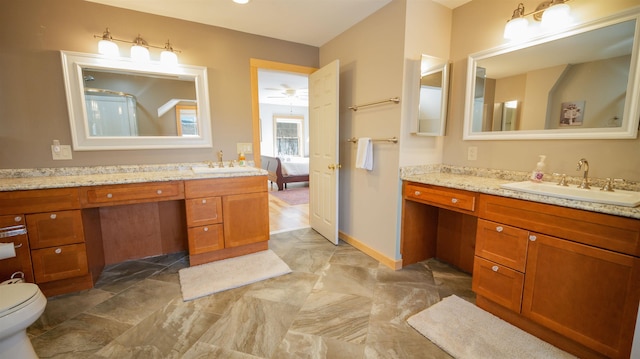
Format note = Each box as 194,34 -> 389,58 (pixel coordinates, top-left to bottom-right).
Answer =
274,116 -> 303,157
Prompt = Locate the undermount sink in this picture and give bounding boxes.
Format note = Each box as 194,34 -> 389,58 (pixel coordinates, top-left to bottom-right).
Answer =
500,181 -> 640,207
191,166 -> 257,174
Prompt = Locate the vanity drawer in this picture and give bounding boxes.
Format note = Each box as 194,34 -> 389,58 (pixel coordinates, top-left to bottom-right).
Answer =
404,182 -> 477,213
31,243 -> 89,283
0,188 -> 80,215
185,197 -> 223,227
187,224 -> 224,255
475,219 -> 529,272
472,256 -> 524,313
185,176 -> 267,198
81,181 -> 184,207
26,210 -> 84,249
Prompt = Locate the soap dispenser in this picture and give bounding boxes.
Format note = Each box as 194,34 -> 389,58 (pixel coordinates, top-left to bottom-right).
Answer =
530,155 -> 546,182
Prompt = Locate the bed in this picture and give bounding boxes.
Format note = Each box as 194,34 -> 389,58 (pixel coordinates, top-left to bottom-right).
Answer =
261,155 -> 309,190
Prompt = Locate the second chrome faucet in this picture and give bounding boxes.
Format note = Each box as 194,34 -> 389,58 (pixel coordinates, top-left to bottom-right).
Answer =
576,158 -> 590,189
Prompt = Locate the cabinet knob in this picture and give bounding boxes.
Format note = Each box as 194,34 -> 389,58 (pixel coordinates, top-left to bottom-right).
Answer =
203,227 -> 209,232
496,226 -> 503,232
529,235 -> 537,241
492,265 -> 499,272
54,248 -> 62,254
50,213 -> 57,220
451,198 -> 458,204
14,216 -> 22,223
414,191 -> 421,196
107,193 -> 113,198
202,199 -> 207,204
156,189 -> 163,195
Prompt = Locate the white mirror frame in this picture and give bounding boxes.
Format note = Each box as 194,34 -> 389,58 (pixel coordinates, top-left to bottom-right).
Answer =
415,62 -> 450,137
463,8 -> 640,141
61,51 -> 212,150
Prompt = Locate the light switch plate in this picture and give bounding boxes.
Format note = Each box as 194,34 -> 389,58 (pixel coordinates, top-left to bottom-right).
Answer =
237,142 -> 253,154
52,145 -> 73,160
467,146 -> 478,161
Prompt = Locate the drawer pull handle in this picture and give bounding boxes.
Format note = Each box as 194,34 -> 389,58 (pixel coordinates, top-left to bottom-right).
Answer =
496,226 -> 503,232
50,214 -> 57,220
55,248 -> 62,254
529,235 -> 537,241
107,193 -> 113,198
156,189 -> 163,195
202,199 -> 207,204
492,265 -> 499,272
203,227 -> 209,232
14,216 -> 22,223
451,198 -> 458,204
414,191 -> 421,196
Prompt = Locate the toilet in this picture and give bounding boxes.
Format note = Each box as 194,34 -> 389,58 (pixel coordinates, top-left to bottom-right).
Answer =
0,283 -> 47,359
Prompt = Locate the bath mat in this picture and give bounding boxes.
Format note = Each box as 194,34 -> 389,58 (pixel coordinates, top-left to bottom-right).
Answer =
178,250 -> 292,301
270,187 -> 309,205
407,295 -> 577,359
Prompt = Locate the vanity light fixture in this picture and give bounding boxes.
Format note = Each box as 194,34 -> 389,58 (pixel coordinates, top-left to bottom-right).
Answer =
504,0 -> 572,40
93,28 -> 181,65
233,0 -> 250,4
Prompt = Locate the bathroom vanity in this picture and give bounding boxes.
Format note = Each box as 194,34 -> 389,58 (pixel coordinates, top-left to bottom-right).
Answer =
401,169 -> 640,359
0,165 -> 269,297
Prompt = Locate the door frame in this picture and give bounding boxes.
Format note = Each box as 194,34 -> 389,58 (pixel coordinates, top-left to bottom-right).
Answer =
249,59 -> 317,168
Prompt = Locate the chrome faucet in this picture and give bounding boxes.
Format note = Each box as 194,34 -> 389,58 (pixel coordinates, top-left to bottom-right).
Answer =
217,150 -> 224,167
576,158 -> 590,189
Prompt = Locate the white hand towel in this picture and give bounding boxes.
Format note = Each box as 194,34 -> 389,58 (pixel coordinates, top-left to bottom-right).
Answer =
355,137 -> 373,170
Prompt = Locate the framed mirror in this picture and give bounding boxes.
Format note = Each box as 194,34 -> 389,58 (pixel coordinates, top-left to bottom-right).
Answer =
414,55 -> 450,136
61,51 -> 212,150
463,8 -> 640,140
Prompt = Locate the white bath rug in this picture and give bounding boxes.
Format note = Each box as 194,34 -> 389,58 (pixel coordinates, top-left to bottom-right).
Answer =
178,250 -> 292,301
407,295 -> 577,359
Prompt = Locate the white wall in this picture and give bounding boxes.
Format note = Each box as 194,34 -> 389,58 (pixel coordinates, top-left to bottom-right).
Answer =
259,103 -> 309,157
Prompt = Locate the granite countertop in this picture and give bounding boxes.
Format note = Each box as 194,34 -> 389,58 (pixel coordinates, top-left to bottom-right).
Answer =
401,165 -> 640,220
0,162 -> 267,192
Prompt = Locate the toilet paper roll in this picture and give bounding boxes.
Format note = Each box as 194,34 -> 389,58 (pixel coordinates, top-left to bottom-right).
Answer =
0,242 -> 17,260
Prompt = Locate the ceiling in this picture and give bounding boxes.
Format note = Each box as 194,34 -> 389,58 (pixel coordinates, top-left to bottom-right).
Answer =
84,0 -> 471,106
85,0 -> 471,47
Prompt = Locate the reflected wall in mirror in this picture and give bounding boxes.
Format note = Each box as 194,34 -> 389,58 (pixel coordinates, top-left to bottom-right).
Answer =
61,51 -> 212,150
463,8 -> 640,140
415,55 -> 450,136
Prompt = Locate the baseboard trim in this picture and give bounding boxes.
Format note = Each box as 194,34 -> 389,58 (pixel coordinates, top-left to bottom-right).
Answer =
338,231 -> 403,270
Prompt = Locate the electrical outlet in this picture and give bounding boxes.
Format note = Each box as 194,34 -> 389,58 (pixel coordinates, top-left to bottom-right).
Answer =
237,142 -> 252,154
467,146 -> 478,161
51,140 -> 72,160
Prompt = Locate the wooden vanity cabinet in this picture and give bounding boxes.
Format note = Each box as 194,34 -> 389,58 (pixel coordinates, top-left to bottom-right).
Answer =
475,194 -> 640,359
0,214 -> 34,283
184,176 -> 269,266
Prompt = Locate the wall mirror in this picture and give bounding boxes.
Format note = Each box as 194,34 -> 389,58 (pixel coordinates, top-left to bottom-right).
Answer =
61,51 -> 212,150
414,55 -> 450,136
463,9 -> 640,140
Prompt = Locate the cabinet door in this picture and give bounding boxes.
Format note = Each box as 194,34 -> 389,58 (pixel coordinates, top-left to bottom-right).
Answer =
31,243 -> 89,283
472,256 -> 524,312
187,224 -> 224,255
522,233 -> 640,359
0,215 -> 34,283
222,192 -> 269,248
476,219 -> 529,272
26,210 -> 84,249
185,197 -> 222,227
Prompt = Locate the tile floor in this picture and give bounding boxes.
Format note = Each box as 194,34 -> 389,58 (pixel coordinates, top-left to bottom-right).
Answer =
28,228 -> 475,358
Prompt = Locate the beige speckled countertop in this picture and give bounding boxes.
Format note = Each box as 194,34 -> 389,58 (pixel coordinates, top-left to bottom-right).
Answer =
0,162 -> 267,192
401,165 -> 640,220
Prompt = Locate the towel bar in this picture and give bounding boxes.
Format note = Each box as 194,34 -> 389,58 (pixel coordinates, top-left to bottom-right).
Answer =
348,97 -> 400,111
347,137 -> 398,144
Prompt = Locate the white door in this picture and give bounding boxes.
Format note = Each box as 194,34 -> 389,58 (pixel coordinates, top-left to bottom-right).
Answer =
309,60 -> 340,244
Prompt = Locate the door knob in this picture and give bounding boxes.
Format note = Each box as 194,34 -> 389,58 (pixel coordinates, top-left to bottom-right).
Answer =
328,164 -> 342,170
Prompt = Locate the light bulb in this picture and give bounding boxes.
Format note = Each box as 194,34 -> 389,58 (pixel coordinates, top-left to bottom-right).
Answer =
131,45 -> 150,62
504,17 -> 528,40
541,2 -> 571,30
98,39 -> 119,57
160,50 -> 178,65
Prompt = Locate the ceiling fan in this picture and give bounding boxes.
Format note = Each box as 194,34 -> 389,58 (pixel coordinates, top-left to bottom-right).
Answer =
264,85 -> 308,100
